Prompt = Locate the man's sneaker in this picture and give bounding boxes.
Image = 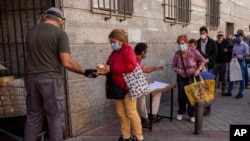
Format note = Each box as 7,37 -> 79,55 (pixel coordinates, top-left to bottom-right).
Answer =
222,92 -> 232,96
176,114 -> 183,120
245,85 -> 250,89
190,117 -> 195,123
235,94 -> 243,99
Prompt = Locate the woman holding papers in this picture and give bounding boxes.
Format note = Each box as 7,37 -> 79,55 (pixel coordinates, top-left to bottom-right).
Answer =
172,35 -> 206,123
134,42 -> 164,124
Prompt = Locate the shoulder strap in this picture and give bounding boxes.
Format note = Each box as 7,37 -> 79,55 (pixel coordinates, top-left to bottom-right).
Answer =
179,51 -> 187,75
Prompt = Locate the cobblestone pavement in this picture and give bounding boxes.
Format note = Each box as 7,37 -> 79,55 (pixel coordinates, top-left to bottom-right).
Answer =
65,85 -> 250,141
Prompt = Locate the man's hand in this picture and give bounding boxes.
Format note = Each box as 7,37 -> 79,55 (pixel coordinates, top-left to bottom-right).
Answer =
83,69 -> 98,78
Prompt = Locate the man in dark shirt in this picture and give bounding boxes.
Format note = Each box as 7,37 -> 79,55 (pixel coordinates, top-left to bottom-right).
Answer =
213,31 -> 231,95
197,26 -> 217,72
24,7 -> 97,141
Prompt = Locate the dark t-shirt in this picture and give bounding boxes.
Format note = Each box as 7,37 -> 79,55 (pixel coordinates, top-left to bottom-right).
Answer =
25,23 -> 70,78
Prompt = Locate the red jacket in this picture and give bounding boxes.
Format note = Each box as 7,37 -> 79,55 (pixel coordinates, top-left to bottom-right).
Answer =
106,44 -> 137,91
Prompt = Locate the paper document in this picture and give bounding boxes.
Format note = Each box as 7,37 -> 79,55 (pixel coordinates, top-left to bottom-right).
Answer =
0,64 -> 7,70
149,81 -> 169,91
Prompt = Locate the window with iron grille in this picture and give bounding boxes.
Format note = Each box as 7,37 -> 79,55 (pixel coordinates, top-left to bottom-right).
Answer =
91,0 -> 133,21
206,0 -> 220,29
163,0 -> 191,25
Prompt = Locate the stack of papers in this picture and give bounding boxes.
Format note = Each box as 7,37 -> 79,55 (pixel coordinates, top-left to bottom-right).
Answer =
0,64 -> 7,70
148,81 -> 169,91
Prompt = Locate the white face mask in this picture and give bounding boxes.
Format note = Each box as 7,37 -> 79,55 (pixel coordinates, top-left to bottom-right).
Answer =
201,35 -> 207,40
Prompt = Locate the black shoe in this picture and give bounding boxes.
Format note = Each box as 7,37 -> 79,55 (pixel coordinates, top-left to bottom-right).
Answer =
118,136 -> 132,141
222,92 -> 232,96
141,117 -> 149,125
131,137 -> 144,141
235,94 -> 243,98
245,86 -> 250,89
151,114 -> 157,120
203,105 -> 211,115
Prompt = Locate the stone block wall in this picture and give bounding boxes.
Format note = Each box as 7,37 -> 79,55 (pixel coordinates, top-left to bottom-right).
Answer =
60,0 -> 250,136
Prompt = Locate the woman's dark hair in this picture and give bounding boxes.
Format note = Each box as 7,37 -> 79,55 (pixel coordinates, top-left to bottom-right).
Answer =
134,42 -> 148,55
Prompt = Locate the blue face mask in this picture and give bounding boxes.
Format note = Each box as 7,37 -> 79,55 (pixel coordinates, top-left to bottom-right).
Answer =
235,37 -> 241,44
111,43 -> 121,51
178,44 -> 187,52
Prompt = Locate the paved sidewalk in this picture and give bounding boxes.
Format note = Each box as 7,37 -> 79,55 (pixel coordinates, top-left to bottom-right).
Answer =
65,86 -> 250,141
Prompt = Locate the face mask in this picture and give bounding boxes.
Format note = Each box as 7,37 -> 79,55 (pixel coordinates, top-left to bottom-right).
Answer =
218,37 -> 223,41
235,37 -> 241,44
111,43 -> 121,51
201,35 -> 207,40
178,44 -> 187,52
142,54 -> 147,59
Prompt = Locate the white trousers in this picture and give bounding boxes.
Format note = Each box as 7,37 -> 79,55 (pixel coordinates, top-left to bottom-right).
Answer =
137,93 -> 162,118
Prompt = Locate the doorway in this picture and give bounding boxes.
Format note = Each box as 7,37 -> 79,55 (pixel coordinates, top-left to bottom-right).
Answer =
226,22 -> 234,36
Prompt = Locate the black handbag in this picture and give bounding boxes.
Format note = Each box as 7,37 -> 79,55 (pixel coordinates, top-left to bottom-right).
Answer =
106,73 -> 126,99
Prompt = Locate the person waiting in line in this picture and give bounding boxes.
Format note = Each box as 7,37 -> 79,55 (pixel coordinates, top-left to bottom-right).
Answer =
196,26 -> 217,114
188,39 -> 209,64
134,42 -> 164,124
225,34 -> 234,83
197,26 -> 217,72
223,29 -> 249,98
24,7 -> 98,141
97,29 -> 144,141
188,39 -> 212,115
172,35 -> 206,123
213,31 -> 231,96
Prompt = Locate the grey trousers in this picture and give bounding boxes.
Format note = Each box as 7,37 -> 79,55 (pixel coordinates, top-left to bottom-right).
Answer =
24,76 -> 65,141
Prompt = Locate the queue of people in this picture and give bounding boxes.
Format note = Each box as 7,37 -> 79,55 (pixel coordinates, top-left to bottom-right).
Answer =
23,7 -> 250,141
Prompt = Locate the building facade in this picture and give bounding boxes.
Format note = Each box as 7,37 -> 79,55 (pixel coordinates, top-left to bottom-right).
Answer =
0,0 -> 250,138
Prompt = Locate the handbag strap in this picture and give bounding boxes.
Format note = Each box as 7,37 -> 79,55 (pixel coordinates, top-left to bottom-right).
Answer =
179,51 -> 187,75
107,52 -> 119,85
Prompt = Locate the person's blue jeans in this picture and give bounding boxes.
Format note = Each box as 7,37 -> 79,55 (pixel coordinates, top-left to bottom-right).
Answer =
228,60 -> 246,95
245,62 -> 249,84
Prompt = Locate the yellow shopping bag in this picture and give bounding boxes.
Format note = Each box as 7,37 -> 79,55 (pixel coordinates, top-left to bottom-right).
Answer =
184,75 -> 215,106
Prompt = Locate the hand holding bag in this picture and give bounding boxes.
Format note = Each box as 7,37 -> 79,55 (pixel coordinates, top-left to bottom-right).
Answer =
184,75 -> 215,106
123,64 -> 150,100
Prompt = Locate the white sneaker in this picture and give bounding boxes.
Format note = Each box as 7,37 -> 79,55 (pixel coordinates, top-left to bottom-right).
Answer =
176,114 -> 183,120
190,117 -> 195,123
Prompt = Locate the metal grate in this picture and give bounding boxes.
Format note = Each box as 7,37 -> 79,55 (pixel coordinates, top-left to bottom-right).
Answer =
206,0 -> 220,29
163,0 -> 191,26
91,0 -> 134,21
0,0 -> 54,78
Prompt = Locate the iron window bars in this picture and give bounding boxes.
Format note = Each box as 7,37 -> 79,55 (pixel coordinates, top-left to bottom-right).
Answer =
162,0 -> 191,26
91,0 -> 133,22
206,0 -> 220,29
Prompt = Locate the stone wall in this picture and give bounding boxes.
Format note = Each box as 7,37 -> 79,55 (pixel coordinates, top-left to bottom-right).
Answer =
60,0 -> 250,136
